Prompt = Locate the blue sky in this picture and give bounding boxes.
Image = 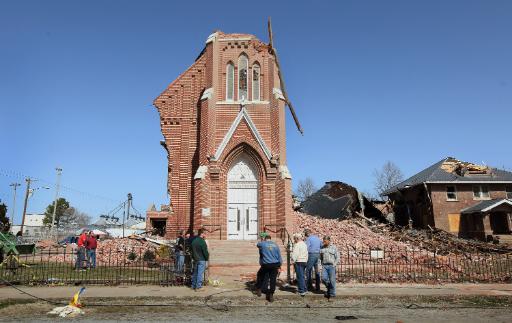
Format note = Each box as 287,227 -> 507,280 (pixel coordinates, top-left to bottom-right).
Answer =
1,0 -> 511,224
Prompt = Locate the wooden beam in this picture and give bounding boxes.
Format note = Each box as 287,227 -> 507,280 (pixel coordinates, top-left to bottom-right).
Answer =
267,17 -> 304,135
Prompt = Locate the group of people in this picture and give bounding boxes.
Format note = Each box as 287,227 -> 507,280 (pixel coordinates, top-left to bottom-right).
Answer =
254,229 -> 339,302
174,229 -> 209,291
291,229 -> 339,299
173,227 -> 337,300
75,230 -> 98,270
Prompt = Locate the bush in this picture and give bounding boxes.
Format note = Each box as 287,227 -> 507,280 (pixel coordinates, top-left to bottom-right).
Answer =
127,251 -> 137,261
143,250 -> 156,262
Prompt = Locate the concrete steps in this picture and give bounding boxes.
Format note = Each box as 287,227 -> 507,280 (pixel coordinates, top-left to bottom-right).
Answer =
206,240 -> 287,280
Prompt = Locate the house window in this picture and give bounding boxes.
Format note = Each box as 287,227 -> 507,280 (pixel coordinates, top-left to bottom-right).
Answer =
238,54 -> 248,101
226,62 -> 234,101
506,185 -> 512,199
252,63 -> 260,101
446,186 -> 457,201
473,185 -> 490,199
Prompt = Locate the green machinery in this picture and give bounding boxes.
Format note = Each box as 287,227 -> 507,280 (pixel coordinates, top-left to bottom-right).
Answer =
0,232 -> 36,267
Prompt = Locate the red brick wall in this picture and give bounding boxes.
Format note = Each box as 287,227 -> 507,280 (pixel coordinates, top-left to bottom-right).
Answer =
430,183 -> 508,233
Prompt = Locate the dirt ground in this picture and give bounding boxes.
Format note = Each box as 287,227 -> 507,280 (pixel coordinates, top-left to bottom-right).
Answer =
1,295 -> 511,322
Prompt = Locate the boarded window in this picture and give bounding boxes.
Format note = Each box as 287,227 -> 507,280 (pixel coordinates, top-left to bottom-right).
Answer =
446,186 -> 457,201
226,63 -> 234,101
238,55 -> 248,101
506,186 -> 512,199
448,213 -> 460,233
252,64 -> 260,101
473,185 -> 490,199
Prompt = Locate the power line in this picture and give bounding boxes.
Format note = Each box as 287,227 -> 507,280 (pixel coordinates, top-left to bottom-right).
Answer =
0,168 -> 120,203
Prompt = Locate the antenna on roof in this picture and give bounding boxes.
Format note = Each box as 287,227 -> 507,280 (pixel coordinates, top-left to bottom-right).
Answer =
267,17 -> 304,135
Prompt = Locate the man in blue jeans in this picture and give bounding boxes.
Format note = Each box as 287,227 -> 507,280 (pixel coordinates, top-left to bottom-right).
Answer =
191,229 -> 209,291
304,229 -> 322,292
320,235 -> 339,299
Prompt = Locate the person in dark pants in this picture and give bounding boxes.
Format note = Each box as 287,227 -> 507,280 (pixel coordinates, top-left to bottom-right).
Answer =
75,230 -> 88,270
291,233 -> 308,296
256,235 -> 282,302
254,231 -> 269,295
85,231 -> 97,269
304,229 -> 321,291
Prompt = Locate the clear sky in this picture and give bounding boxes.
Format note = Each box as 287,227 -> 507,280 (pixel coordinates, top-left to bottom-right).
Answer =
1,0 -> 511,224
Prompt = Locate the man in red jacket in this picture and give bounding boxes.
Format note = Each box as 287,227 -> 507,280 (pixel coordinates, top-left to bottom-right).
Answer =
75,230 -> 88,270
85,231 -> 98,268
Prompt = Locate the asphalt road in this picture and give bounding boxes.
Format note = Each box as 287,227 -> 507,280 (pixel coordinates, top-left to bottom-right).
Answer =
1,295 -> 511,322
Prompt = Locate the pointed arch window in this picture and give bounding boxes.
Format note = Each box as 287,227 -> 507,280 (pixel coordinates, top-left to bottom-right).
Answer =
252,63 -> 260,101
238,54 -> 248,101
226,62 -> 234,101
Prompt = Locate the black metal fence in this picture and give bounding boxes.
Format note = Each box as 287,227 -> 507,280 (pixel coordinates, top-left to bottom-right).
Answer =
3,246 -> 511,286
337,247 -> 512,283
0,246 -> 192,286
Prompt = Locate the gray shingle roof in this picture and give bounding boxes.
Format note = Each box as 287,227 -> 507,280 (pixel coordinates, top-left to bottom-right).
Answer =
382,157 -> 512,196
461,199 -> 512,214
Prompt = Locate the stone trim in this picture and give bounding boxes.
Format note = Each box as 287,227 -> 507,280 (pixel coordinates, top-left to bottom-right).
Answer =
200,88 -> 213,101
279,165 -> 292,179
194,165 -> 208,180
212,107 -> 272,161
273,88 -> 285,101
216,100 -> 270,105
205,32 -> 218,44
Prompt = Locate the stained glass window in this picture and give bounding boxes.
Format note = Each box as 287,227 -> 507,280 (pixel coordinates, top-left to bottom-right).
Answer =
226,62 -> 234,101
252,64 -> 260,101
238,55 -> 248,101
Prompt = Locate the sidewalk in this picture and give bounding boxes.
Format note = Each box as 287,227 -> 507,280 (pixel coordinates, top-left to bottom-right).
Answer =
1,283 -> 511,300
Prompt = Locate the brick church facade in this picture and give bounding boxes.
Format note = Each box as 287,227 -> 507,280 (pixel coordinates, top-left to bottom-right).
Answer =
147,31 -> 295,240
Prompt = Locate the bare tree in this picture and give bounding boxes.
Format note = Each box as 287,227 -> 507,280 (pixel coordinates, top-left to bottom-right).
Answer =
60,207 -> 91,228
361,190 -> 380,201
373,161 -> 404,197
295,177 -> 317,202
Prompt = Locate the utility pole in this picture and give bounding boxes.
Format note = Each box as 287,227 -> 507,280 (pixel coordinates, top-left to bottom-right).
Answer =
123,193 -> 132,238
9,183 -> 21,232
50,167 -> 63,239
20,177 -> 32,236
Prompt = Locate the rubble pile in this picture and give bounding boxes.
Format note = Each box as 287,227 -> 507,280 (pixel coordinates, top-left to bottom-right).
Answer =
41,237 -> 159,265
293,211 -> 411,251
293,211 -> 512,258
368,224 -> 512,256
95,237 -> 156,264
36,240 -> 59,249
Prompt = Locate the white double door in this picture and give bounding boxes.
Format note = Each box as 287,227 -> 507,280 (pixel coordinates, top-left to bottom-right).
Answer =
227,203 -> 258,240
227,156 -> 259,240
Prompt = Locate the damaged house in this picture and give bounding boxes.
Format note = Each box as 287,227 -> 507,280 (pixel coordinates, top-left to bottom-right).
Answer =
382,157 -> 512,242
302,181 -> 386,221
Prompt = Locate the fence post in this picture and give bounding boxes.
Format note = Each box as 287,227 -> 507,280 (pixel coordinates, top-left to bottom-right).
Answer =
286,237 -> 291,284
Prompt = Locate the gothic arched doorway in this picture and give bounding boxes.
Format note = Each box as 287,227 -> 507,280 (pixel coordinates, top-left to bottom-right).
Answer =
227,155 -> 258,240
